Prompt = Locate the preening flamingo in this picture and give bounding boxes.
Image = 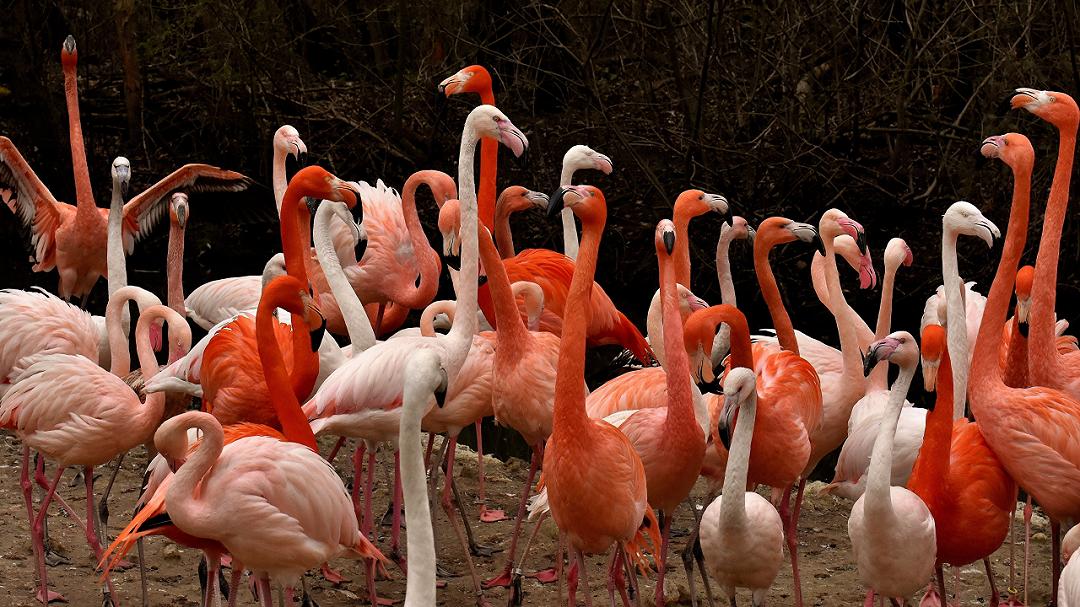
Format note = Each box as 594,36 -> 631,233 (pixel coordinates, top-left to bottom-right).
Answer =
909,324 -> 1016,606
850,331 -> 936,603
1,300 -> 190,603
671,189 -> 729,289
0,40 -> 251,301
557,145 -> 615,259
973,132 -> 1080,605
1012,89 -> 1080,402
700,366 -> 785,607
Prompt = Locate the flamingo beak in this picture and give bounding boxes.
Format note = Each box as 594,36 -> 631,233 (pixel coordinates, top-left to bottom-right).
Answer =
547,187 -> 571,220
662,230 -> 676,255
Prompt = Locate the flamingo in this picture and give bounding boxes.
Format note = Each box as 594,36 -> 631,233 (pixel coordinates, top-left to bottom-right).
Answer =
556,145 -> 615,259
711,215 -> 754,367
439,65 -> 498,230
851,331 -> 937,604
700,365 -> 785,607
0,40 -> 250,302
1012,89 -> 1080,401
304,104 -> 527,606
909,324 -> 1016,606
541,184 -> 652,607
671,189 -> 729,289
973,131 -> 1080,606
494,185 -> 550,258
1061,526 -> 1080,607
1,300 -> 190,604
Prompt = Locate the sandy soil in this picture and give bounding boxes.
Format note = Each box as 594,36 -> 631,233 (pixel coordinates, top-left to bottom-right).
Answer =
0,432 -> 1056,606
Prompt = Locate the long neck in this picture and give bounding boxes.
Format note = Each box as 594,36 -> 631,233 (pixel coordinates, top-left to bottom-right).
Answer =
400,375 -> 438,607
132,307 -> 180,433
256,297 -> 318,450
824,238 -> 865,386
659,252 -> 695,431
106,292 -> 133,377
278,187 -> 320,396
869,262 -> 897,390
165,415 -> 224,541
272,146 -> 288,213
477,89 -> 497,231
970,160 -> 1032,397
754,238 -> 799,354
720,391 -> 756,527
1003,318 -> 1029,388
494,197 -> 522,259
167,220 -> 186,315
395,175 -> 443,308
478,228 -> 529,351
715,225 -> 738,306
107,179 -> 127,296
941,229 -> 969,419
864,361 -> 915,521
552,214 -> 602,434
314,208 -> 376,351
559,164 -> 580,259
672,206 -> 697,288
446,127 -> 481,374
910,349 -> 953,504
63,56 -> 95,212
1029,120 -> 1078,380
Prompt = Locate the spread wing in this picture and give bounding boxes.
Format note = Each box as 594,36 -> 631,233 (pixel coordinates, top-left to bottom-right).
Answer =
0,137 -> 63,270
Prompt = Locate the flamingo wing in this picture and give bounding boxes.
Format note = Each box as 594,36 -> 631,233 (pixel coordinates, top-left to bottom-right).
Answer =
122,164 -> 252,249
0,138 -> 64,271
185,276 -> 263,331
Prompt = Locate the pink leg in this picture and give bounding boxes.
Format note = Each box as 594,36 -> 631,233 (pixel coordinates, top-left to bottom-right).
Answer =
782,480 -> 806,607
439,439 -> 491,606
326,436 -> 347,464
33,464 -> 67,604
483,445 -> 542,588
1024,497 -> 1032,606
1052,520 -> 1062,607
34,455 -> 85,538
255,576 -> 273,607
556,533 -> 566,601
863,590 -> 876,607
654,513 -> 672,607
567,555 -> 579,607
22,448 -> 63,604
610,545 -> 632,607
204,553 -> 222,607
424,432 -> 436,470
364,447 -> 377,537
578,548 -> 594,607
351,443 -> 366,525
984,557 -> 1000,605
83,466 -> 120,602
390,450 -> 407,573
475,421 -> 506,523
320,562 -> 348,585
227,563 -> 244,607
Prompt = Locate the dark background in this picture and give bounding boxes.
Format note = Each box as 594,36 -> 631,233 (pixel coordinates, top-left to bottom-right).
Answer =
1,1 -> 1078,467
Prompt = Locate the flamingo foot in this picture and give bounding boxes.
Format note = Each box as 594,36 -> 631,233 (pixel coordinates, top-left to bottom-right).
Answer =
526,568 -> 558,584
375,598 -> 395,606
919,586 -> 943,607
320,563 -> 348,585
998,596 -> 1025,607
482,569 -> 513,588
36,588 -> 65,604
220,554 -> 233,568
479,506 -> 507,523
43,547 -> 69,567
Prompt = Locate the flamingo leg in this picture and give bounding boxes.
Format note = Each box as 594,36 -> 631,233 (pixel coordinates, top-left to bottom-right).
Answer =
1024,497 -> 1032,606
424,432 -> 436,470
33,464 -> 67,604
654,511 -> 672,607
204,553 -> 222,607
389,450 -> 406,573
374,303 -> 386,336
438,440 -> 491,606
780,480 -> 806,607
84,466 -> 120,603
983,557 -> 1001,605
227,562 -> 244,607
514,509 -> 558,587
863,590 -> 876,607
362,445 -> 381,605
22,447 -> 62,604
326,436 -> 347,464
97,452 -> 125,544
567,552 -> 580,607
606,545 -> 622,607
483,444 -> 542,588
137,538 -> 149,607
451,473 -> 494,557
350,443 -> 366,525
34,453 -> 81,563
1052,520 -> 1062,607
681,495 -> 718,607
474,421 -> 505,522
556,533 -> 566,603
578,548 -> 594,607
255,576 -> 273,607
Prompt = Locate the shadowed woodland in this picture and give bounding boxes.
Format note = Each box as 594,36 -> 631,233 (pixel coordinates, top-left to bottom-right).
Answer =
1,0 -> 1079,460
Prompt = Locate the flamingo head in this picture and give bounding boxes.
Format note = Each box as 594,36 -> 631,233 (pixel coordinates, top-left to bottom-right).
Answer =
677,189 -> 730,219
919,324 -> 946,392
980,132 -> 1034,171
274,125 -> 308,165
1011,88 -> 1079,128
438,65 -> 492,97
155,412 -> 199,473
61,35 -> 77,66
169,193 -> 189,229
438,198 -> 463,267
678,284 -> 709,314
563,145 -> 614,176
497,186 -> 548,214
321,199 -> 367,261
264,275 -> 326,352
656,219 -> 677,256
1015,265 -> 1035,332
863,330 -> 919,377
287,166 -> 360,210
547,184 -> 607,226
884,237 -> 913,274
467,105 -> 528,160
725,216 -> 754,245
943,200 -> 1000,249
759,217 -> 821,253
717,367 -> 757,449
111,156 -> 131,196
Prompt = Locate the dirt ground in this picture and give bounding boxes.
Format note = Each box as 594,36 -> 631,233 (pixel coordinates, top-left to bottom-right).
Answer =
0,432 -> 1057,607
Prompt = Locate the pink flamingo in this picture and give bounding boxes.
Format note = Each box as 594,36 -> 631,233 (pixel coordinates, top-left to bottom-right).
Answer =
850,331 -> 937,604
974,131 -> 1080,606
1061,526 -> 1080,606
556,145 -> 615,259
671,189 -> 729,289
1,299 -> 190,603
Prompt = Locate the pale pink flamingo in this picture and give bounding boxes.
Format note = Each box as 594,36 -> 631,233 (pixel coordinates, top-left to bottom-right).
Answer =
700,366 -> 785,606
0,40 -> 250,301
304,105 -> 527,606
1013,90 -> 1080,403
710,215 -> 754,368
1060,526 -> 1080,606
974,131 -> 1080,605
557,145 -> 614,259
1,300 -> 190,603
850,331 -> 937,604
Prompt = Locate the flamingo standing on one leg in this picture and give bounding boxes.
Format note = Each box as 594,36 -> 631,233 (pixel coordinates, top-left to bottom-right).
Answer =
973,131 -> 1080,607
851,331 -> 937,604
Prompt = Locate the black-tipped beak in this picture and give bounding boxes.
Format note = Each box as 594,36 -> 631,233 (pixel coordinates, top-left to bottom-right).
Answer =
355,232 -> 368,262
434,386 -> 447,408
745,226 -> 756,245
297,152 -> 308,168
663,231 -> 676,255
813,232 -> 826,256
547,187 -> 569,220
862,347 -> 880,377
478,273 -> 488,286
309,314 -> 327,353
717,422 -> 732,451
1018,320 -> 1029,338
443,253 -> 461,272
855,231 -> 869,255
516,145 -> 530,169
696,377 -> 722,396
63,35 -> 76,54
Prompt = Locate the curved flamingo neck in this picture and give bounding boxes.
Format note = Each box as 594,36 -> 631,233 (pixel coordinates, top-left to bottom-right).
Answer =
970,160 -> 1032,391
552,211 -> 604,434
864,358 -> 915,522
909,346 -> 953,507
62,51 -> 95,212
477,88 -> 497,231
272,145 -> 288,212
164,413 -> 225,541
167,219 -> 186,316
753,232 -> 799,355
494,194 -> 531,259
696,305 -> 753,369
444,118 -> 482,375
106,287 -> 141,376
255,288 -> 318,451
314,203 -> 376,351
870,262 -> 900,390
1029,118 -> 1078,382
672,195 -> 705,288
133,305 -> 187,434
715,224 -> 738,306
278,182 -> 321,395
478,228 -> 529,352
823,235 -> 864,385
393,172 -> 445,308
719,388 -> 755,527
658,249 -> 694,430
940,227 -> 969,419
558,164 -> 581,259
420,301 -> 455,337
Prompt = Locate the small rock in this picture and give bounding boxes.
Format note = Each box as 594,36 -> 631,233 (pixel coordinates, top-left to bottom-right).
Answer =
664,581 -> 690,604
162,544 -> 182,559
1033,532 -> 1048,542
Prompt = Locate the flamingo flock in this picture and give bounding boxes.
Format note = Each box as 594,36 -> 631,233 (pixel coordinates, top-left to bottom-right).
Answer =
2,36 -> 1080,607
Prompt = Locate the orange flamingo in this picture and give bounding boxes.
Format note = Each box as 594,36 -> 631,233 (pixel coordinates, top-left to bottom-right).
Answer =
494,185 -> 549,258
0,37 -> 251,302
1011,89 -> 1080,401
671,189 -> 729,289
909,324 -> 1016,606
440,65 -> 498,230
973,132 -> 1080,606
542,184 -> 652,607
